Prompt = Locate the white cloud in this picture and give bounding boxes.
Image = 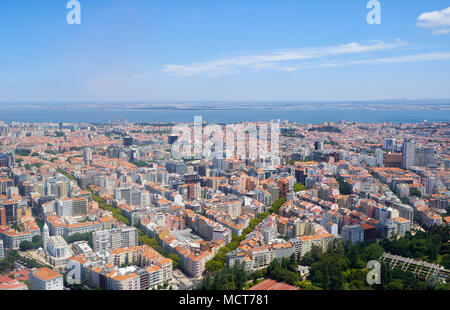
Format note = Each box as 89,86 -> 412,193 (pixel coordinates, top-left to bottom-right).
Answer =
417,6 -> 450,35
299,52 -> 450,70
161,40 -> 404,77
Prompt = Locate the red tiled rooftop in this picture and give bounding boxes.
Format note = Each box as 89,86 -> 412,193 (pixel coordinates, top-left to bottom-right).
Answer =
0,270 -> 29,283
248,279 -> 300,291
0,281 -> 28,290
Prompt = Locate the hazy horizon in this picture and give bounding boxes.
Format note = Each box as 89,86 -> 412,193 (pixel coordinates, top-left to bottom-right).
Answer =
1,1 -> 450,102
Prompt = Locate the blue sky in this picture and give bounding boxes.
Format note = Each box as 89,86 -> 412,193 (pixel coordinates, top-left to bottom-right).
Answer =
0,0 -> 450,102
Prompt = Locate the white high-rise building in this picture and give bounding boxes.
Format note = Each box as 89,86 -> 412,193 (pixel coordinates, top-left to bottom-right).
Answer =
121,227 -> 138,248
114,187 -> 131,204
415,147 -> 434,167
83,148 -> 93,165
92,230 -> 111,252
342,225 -> 364,244
92,227 -> 138,252
384,138 -> 396,151
0,239 -> 4,259
375,148 -> 384,167
425,177 -> 436,195
56,198 -> 73,217
401,139 -> 415,169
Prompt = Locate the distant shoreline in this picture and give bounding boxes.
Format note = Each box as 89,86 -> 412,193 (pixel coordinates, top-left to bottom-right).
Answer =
0,105 -> 449,112
0,106 -> 448,125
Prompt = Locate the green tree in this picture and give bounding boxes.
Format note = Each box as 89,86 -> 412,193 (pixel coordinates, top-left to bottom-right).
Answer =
441,254 -> 450,269
336,176 -> 352,195
32,235 -> 43,248
361,243 -> 384,262
293,183 -> 307,193
385,280 -> 404,290
168,254 -> 180,269
19,240 -> 34,251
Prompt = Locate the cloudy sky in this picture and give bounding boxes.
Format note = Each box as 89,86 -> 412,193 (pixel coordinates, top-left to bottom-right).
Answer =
0,0 -> 450,102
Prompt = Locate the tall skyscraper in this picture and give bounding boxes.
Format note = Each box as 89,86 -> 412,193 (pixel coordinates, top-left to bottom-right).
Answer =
383,138 -> 396,151
83,148 -> 93,165
72,198 -> 88,216
425,177 -> 436,195
56,199 -> 73,217
0,239 -> 4,259
415,147 -> 435,167
401,139 -> 415,169
375,148 -> 384,167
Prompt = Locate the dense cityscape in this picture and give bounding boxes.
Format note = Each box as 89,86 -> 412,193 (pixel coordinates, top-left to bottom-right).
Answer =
0,119 -> 448,291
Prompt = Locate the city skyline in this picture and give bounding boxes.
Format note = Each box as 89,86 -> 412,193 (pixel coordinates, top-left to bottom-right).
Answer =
0,0 -> 449,295
0,119 -> 449,293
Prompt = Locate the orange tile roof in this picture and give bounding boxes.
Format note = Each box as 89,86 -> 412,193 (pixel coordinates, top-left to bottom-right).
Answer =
248,279 -> 299,291
33,267 -> 62,281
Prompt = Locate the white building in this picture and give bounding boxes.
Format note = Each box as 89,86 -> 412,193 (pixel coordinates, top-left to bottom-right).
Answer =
402,140 -> 415,169
30,267 -> 64,290
375,148 -> 384,167
92,230 -> 111,253
83,148 -> 93,165
92,227 -> 138,253
326,222 -> 338,238
0,239 -> 4,259
396,183 -> 410,198
415,147 -> 434,167
342,225 -> 364,244
47,235 -> 70,268
72,241 -> 93,256
392,217 -> 411,236
121,227 -> 139,248
56,198 -> 73,217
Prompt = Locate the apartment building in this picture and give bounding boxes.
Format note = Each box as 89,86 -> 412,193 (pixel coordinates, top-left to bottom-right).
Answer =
72,197 -> 88,216
0,239 -> 4,259
391,217 -> 411,236
289,233 -> 334,258
92,227 -> 138,253
64,221 -> 102,237
0,228 -> 32,250
30,267 -> 64,290
342,225 -> 364,244
110,246 -> 142,267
